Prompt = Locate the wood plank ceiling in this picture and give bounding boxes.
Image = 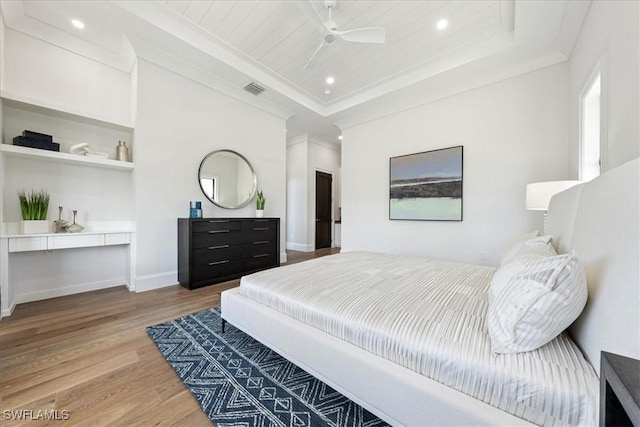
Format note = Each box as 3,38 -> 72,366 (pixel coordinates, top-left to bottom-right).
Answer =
162,1 -> 504,105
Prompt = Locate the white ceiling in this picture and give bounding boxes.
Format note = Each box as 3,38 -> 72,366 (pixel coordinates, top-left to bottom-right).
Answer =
0,1 -> 591,142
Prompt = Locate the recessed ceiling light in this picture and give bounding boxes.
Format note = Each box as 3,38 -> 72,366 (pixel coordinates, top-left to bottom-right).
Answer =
338,135 -> 343,140
324,89 -> 331,95
326,76 -> 335,85
71,19 -> 85,30
436,19 -> 448,30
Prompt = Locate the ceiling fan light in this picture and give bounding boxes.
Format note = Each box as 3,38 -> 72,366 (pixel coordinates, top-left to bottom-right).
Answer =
436,19 -> 448,30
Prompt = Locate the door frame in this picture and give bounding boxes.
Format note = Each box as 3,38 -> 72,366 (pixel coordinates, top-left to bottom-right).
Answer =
314,169 -> 333,249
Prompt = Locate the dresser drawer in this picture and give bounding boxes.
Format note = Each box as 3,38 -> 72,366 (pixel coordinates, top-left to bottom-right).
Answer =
192,230 -> 243,248
192,246 -> 242,265
243,223 -> 278,243
243,240 -> 277,256
191,259 -> 242,283
243,219 -> 277,230
192,220 -> 242,233
243,252 -> 278,272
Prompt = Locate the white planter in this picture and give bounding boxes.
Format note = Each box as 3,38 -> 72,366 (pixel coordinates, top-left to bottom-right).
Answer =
256,210 -> 264,218
20,220 -> 50,234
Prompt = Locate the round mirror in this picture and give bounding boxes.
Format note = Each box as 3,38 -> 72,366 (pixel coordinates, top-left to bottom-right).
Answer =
198,150 -> 257,209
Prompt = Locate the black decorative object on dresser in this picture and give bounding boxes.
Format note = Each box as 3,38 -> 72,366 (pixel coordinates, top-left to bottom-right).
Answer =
178,218 -> 280,289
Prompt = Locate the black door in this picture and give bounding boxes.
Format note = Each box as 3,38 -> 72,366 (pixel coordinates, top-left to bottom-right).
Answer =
315,171 -> 332,249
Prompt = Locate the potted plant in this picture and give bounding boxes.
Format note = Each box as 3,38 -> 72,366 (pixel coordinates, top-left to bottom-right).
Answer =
18,189 -> 50,234
256,190 -> 265,218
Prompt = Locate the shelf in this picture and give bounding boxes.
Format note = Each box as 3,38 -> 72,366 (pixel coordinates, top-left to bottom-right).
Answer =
1,144 -> 134,170
0,91 -> 134,132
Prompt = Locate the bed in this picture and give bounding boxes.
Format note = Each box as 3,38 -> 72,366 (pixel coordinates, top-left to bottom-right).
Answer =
221,158 -> 639,426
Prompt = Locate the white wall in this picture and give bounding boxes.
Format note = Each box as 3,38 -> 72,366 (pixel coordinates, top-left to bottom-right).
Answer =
286,140 -> 309,251
342,64 -> 570,266
286,136 -> 341,251
569,0 -> 639,175
2,29 -> 132,125
134,59 -> 287,290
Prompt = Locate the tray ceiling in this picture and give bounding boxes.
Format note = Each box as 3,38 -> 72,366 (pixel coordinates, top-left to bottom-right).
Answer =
1,0 -> 590,139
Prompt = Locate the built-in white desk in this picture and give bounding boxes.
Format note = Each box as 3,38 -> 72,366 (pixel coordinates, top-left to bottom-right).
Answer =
0,222 -> 136,317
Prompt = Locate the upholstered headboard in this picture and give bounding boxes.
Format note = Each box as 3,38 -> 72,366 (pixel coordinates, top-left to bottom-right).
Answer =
546,158 -> 639,372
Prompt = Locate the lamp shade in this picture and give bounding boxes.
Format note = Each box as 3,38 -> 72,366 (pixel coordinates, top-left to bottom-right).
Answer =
525,180 -> 582,211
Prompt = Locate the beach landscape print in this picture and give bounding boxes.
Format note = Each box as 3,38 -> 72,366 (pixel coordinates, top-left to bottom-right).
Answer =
390,146 -> 463,221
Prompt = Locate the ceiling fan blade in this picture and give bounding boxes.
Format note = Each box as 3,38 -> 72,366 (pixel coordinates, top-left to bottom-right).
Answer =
304,41 -> 329,69
297,0 -> 326,33
335,27 -> 386,44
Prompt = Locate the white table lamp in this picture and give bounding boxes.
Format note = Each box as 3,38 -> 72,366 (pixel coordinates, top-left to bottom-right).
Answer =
526,180 -> 582,225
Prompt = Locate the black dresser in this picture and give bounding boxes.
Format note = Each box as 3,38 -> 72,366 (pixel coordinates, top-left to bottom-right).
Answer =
178,218 -> 280,289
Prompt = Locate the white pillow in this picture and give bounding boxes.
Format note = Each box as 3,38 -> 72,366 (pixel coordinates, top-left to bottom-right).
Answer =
500,231 -> 553,265
488,253 -> 588,353
491,240 -> 557,298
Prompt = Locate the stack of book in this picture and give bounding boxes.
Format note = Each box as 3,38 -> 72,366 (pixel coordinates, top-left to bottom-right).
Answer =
13,130 -> 60,152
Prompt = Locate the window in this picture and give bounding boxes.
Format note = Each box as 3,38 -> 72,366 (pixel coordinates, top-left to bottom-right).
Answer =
200,176 -> 218,200
580,72 -> 601,181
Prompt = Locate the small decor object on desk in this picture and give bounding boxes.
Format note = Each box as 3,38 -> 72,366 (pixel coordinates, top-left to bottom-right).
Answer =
189,201 -> 202,218
18,189 -> 50,234
68,210 -> 84,233
116,140 -> 129,162
256,190 -> 265,218
53,206 -> 69,233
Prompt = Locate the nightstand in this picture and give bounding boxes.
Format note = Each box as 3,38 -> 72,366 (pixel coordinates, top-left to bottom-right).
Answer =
600,351 -> 640,426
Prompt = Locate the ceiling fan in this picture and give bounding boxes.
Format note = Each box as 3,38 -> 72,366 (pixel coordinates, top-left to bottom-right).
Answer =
299,0 -> 386,69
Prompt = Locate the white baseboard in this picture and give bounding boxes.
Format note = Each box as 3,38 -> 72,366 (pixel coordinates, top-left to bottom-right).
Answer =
286,242 -> 314,252
280,252 -> 287,264
15,279 -> 127,305
134,271 -> 178,292
1,301 -> 16,318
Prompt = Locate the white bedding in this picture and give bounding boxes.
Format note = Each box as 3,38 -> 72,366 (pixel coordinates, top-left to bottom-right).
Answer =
239,251 -> 599,427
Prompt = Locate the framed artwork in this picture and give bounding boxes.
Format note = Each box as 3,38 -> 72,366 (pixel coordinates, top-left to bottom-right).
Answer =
389,145 -> 463,221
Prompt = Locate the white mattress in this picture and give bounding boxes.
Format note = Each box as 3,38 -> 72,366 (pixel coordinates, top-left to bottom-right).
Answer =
239,251 -> 599,427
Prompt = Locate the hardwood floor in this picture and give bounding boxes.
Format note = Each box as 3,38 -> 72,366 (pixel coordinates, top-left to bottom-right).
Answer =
0,248 -> 339,426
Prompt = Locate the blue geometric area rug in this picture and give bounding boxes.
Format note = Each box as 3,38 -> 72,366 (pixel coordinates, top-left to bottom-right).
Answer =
146,307 -> 389,427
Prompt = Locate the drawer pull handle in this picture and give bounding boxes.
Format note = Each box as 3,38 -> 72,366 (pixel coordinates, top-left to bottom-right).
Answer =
208,220 -> 229,223
253,240 -> 269,245
208,245 -> 230,249
253,254 -> 269,258
255,219 -> 269,222
208,230 -> 230,234
209,260 -> 230,266
253,227 -> 269,231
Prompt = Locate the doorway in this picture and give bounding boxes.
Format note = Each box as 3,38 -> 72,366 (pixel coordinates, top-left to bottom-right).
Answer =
315,171 -> 332,249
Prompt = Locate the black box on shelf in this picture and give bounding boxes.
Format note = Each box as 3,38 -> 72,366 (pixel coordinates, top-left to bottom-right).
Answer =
13,136 -> 60,152
22,130 -> 53,143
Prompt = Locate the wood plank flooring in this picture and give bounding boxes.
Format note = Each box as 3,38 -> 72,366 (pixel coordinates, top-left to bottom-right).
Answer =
0,248 -> 339,426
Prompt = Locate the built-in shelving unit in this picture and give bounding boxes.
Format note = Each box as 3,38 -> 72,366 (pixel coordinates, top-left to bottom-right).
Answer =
0,144 -> 134,170
0,91 -> 137,318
